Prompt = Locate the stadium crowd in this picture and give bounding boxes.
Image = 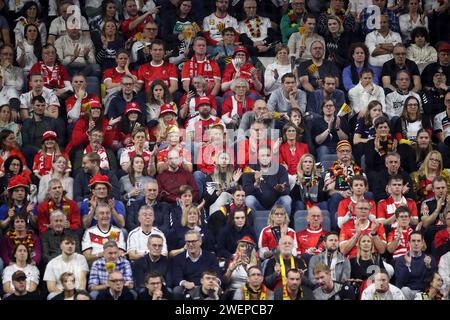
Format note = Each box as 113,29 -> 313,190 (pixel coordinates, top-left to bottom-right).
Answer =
0,0 -> 449,300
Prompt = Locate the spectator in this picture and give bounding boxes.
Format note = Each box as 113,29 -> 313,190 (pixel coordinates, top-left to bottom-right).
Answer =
47,0 -> 90,44
132,234 -> 170,291
40,210 -> 81,265
421,42 -> 450,91
395,231 -> 437,299
421,69 -> 447,121
296,206 -> 328,257
0,156 -> 30,204
32,131 -> 70,179
307,74 -> 346,116
348,68 -> 385,118
288,14 -> 324,62
311,99 -> 349,161
386,206 -> 415,259
264,45 -> 293,96
19,73 -> 60,120
126,205 -> 167,261
342,42 -> 380,92
365,14 -> 402,69
258,205 -> 300,259
181,36 -> 221,96
267,72 -> 307,115
434,90 -> 450,167
94,21 -> 125,72
398,129 -> 438,173
2,244 -> 39,295
243,144 -> 291,215
107,75 -> 146,120
414,272 -> 449,300
88,0 -> 120,33
131,21 -> 158,67
381,43 -> 422,93
317,0 -> 357,37
406,27 -> 437,74
280,0 -> 307,44
15,24 -> 41,78
238,99 -> 277,132
308,232 -> 351,285
13,1 -> 47,46
137,271 -> 172,300
223,236 -> 259,291
434,209 -> 450,260
120,0 -> 157,40
81,203 -> 126,265
0,45 -> 24,109
179,76 -> 218,122
376,175 -> 419,227
297,40 -> 340,93
291,153 -> 328,212
171,230 -> 222,299
274,268 -> 314,300
398,0 -> 428,42
0,104 -> 21,147
264,235 -> 308,291
360,0 -> 400,36
0,133 -> 27,178
126,180 -> 171,233
43,235 -> 89,299
202,0 -> 238,47
233,265 -> 273,300
37,179 -> 81,235
73,152 -> 120,202
186,271 -> 223,300
119,127 -> 154,174
65,74 -> 101,124
221,78 -> 255,129
361,269 -> 405,300
120,154 -> 154,205
339,199 -> 386,258
323,15 -> 354,71
96,271 -> 136,300
312,263 -> 349,300
3,270 -> 41,300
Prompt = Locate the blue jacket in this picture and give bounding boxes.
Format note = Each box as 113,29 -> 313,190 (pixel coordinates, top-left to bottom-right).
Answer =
216,224 -> 257,260
171,250 -> 222,287
395,253 -> 436,291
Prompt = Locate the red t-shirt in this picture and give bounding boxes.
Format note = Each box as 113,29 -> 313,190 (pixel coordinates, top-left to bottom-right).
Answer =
181,57 -> 221,95
387,227 -> 413,259
138,62 -> 178,92
121,14 -> 153,39
32,151 -> 71,176
296,227 -> 327,255
65,94 -> 100,121
376,196 -> 418,220
339,219 -> 386,258
185,115 -> 222,142
196,143 -> 234,174
337,197 -> 377,223
221,96 -> 254,119
157,146 -> 192,164
103,67 -> 137,84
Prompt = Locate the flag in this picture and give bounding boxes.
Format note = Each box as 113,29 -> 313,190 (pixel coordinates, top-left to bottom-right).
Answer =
337,103 -> 352,117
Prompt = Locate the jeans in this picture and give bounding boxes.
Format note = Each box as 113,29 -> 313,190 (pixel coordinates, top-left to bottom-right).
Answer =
193,171 -> 207,199
245,195 -> 292,216
316,145 -> 337,162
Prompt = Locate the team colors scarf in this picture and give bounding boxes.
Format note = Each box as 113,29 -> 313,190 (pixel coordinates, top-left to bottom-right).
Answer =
48,197 -> 72,216
280,254 -> 295,287
38,62 -> 63,89
282,284 -> 303,300
188,56 -> 213,79
243,284 -> 268,300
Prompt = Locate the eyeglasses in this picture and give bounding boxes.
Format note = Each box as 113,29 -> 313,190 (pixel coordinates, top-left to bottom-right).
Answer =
338,149 -> 351,154
429,158 -> 440,163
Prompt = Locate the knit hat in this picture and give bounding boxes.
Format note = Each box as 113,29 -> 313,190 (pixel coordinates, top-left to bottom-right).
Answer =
42,130 -> 57,142
88,174 -> 112,189
7,175 -> 30,191
159,103 -> 178,117
336,140 -> 352,151
124,102 -> 142,115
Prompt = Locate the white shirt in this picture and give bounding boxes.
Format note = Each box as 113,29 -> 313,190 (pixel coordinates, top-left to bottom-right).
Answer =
20,87 -> 60,112
361,283 -> 405,300
2,264 -> 40,292
81,225 -> 126,254
365,30 -> 402,67
385,90 -> 421,119
49,15 -> 89,39
264,62 -> 292,95
238,16 -> 271,43
438,251 -> 450,290
126,226 -> 168,256
434,110 -> 450,139
203,13 -> 239,43
348,82 -> 386,114
43,253 -> 89,291
399,13 -> 428,41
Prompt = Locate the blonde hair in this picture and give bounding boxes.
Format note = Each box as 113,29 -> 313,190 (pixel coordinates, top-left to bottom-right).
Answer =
212,151 -> 234,191
268,204 -> 289,227
418,150 -> 443,177
356,233 -> 377,265
181,205 -> 201,227
296,153 -> 318,181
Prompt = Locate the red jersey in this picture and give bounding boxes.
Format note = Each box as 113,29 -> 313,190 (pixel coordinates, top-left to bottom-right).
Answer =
236,139 -> 273,169
434,228 -> 450,251
387,226 -> 413,259
185,115 -> 222,142
37,197 -> 81,235
377,196 -> 418,220
65,93 -> 100,121
137,61 -> 178,92
279,142 -> 309,175
103,67 -> 137,84
221,96 -> 254,120
121,14 -> 153,40
32,151 -> 71,176
222,62 -> 261,93
29,62 -> 70,89
181,56 -> 221,95
339,219 -> 386,258
179,94 -> 218,120
296,227 -> 327,255
337,197 -> 377,226
259,226 -> 297,254
196,143 -> 234,175
157,146 -> 192,165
